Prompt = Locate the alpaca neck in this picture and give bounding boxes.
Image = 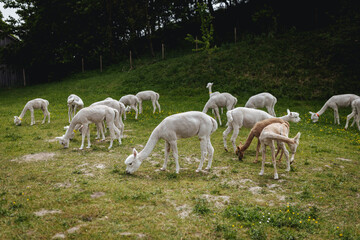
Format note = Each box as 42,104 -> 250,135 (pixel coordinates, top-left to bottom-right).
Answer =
317,103 -> 329,115
208,86 -> 212,95
138,129 -> 160,162
240,131 -> 257,151
19,105 -> 29,119
64,121 -> 78,139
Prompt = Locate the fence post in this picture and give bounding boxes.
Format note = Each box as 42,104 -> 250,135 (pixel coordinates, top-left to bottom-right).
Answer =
129,51 -> 133,70
82,57 -> 84,73
162,44 -> 165,59
234,27 -> 237,43
22,68 -> 26,86
100,55 -> 103,72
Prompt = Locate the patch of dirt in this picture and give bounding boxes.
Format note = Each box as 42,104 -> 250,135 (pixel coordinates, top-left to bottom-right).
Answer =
34,209 -> 62,217
67,224 -> 87,234
46,138 -> 58,143
53,182 -> 72,188
91,192 -> 105,198
175,204 -> 192,219
11,152 -> 56,163
94,164 -> 106,169
201,194 -> 230,208
248,186 -> 263,195
119,232 -> 146,238
52,233 -> 65,239
336,157 -> 352,162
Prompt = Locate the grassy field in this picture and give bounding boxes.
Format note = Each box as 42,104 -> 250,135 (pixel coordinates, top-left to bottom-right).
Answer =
0,41 -> 360,239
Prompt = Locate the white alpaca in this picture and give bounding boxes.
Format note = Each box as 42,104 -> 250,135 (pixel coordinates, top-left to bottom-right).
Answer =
90,98 -> 126,140
125,111 -> 218,174
309,94 -> 360,125
56,105 -> 121,150
259,122 -> 301,179
345,98 -> 360,131
206,82 -> 224,114
14,98 -> 50,126
119,94 -> 140,120
136,90 -> 161,114
245,92 -> 277,117
67,94 -> 84,123
223,108 -> 301,152
202,93 -> 238,126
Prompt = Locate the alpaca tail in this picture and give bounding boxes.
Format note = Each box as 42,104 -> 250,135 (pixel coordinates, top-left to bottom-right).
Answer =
155,93 -> 160,101
45,100 -> 49,106
271,96 -> 277,116
232,97 -> 238,109
210,116 -> 218,134
226,110 -> 234,124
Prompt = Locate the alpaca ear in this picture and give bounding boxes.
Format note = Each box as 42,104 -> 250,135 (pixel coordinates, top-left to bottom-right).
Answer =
287,109 -> 290,115
133,148 -> 138,158
309,111 -> 314,115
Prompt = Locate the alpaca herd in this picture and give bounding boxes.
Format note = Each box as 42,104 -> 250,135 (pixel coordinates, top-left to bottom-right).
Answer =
13,84 -> 359,179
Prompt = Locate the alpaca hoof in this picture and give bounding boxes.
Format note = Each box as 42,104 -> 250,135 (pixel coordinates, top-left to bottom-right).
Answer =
274,174 -> 279,180
196,169 -> 201,173
259,171 -> 264,176
86,146 -> 91,149
224,148 -> 228,152
205,168 -> 210,172
253,160 -> 258,163
160,168 -> 166,171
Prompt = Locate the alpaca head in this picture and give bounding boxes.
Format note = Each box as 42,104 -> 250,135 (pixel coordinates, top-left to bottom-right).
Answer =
56,136 -> 69,148
125,148 -> 142,174
309,111 -> 319,122
235,142 -> 244,161
287,109 -> 301,123
289,132 -> 301,162
206,82 -> 213,89
14,116 -> 22,126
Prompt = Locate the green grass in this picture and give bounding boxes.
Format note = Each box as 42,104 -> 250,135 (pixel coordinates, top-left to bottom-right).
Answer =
0,39 -> 359,239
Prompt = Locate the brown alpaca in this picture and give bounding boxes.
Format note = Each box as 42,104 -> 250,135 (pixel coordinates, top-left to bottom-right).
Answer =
235,118 -> 289,162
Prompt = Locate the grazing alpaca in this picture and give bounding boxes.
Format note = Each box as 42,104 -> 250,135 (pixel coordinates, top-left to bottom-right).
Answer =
345,98 -> 360,131
125,111 -> 218,174
90,98 -> 125,140
202,93 -> 238,126
119,94 -> 140,120
223,108 -> 300,152
309,94 -> 359,125
245,92 -> 277,117
136,90 -> 161,114
14,98 -> 50,126
67,94 -> 84,123
235,118 -> 288,162
206,82 -> 223,114
56,105 -> 121,150
258,122 -> 301,180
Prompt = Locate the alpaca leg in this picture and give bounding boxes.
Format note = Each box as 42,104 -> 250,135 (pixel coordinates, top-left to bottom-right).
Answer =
41,109 -> 47,124
30,108 -> 35,125
333,107 -> 340,124
254,139 -> 261,163
270,142 -> 279,179
47,110 -> 50,123
230,126 -> 240,152
169,141 -> 180,173
345,111 -> 355,129
221,108 -> 223,114
223,124 -> 233,151
275,143 -> 283,162
152,100 -> 156,114
113,125 -> 121,145
205,138 -> 214,171
196,137 -> 208,172
86,126 -> 91,149
123,110 -> 127,120
68,106 -> 72,123
139,101 -> 143,114
259,144 -> 266,176
161,141 -> 170,171
132,105 -> 138,119
107,122 -> 116,149
215,108 -> 221,126
156,101 -> 161,113
100,122 -> 106,141
80,125 -> 88,150
73,105 -> 77,117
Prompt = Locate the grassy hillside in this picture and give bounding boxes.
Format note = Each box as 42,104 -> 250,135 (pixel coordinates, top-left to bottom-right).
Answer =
0,34 -> 359,239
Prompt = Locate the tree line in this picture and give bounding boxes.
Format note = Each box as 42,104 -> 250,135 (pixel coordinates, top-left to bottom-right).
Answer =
1,0 -> 359,84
